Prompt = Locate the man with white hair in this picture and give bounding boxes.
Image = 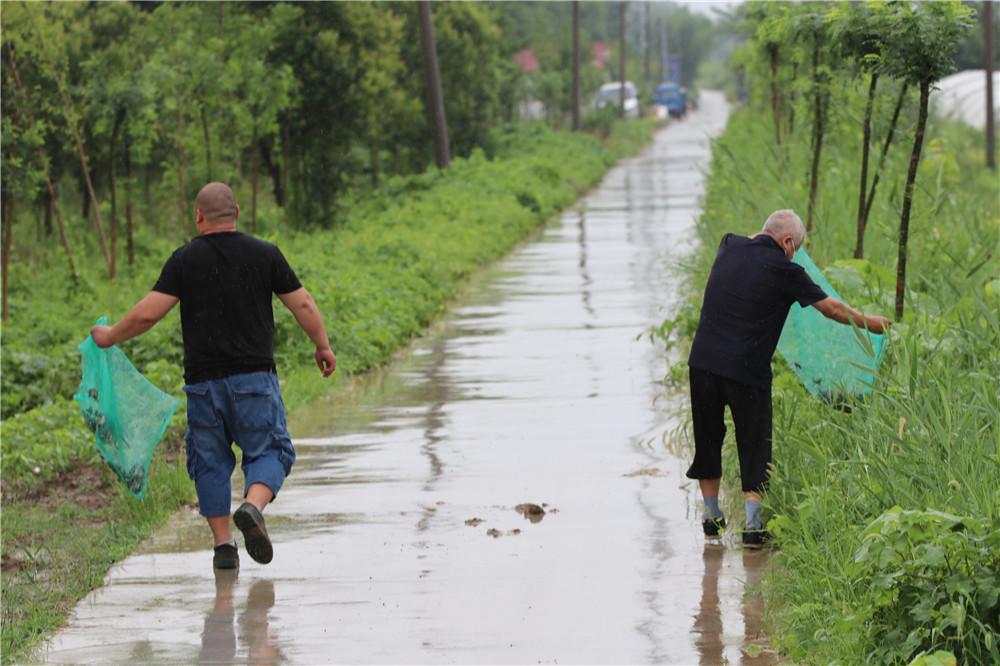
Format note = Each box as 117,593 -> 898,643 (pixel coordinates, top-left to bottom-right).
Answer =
687,209 -> 890,547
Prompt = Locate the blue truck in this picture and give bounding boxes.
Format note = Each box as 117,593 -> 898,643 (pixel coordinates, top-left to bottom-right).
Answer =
654,83 -> 687,119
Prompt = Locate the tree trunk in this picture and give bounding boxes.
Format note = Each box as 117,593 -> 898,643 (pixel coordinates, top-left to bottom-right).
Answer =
618,2 -> 626,117
5,43 -> 75,275
58,79 -> 111,274
806,42 -> 824,234
418,0 -> 450,168
177,92 -> 188,236
258,138 -> 285,206
144,165 -> 156,233
281,119 -> 290,208
44,193 -> 52,236
200,99 -> 212,182
769,45 -> 781,145
985,0 -> 996,170
657,17 -> 665,83
895,80 -> 929,322
854,72 -> 878,259
80,171 -> 90,221
2,191 -> 13,323
864,82 -> 908,224
45,180 -> 75,276
788,63 -> 798,136
109,108 -> 125,279
369,139 -> 380,188
572,1 -> 581,131
125,139 -> 135,266
643,1 -> 650,85
251,123 -> 258,233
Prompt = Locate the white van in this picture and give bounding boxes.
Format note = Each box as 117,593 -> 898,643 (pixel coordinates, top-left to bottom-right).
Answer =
594,81 -> 639,118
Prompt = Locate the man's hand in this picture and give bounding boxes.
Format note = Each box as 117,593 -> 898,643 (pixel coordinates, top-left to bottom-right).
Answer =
279,288 -> 336,375
91,325 -> 115,348
865,315 -> 892,335
315,347 -> 336,378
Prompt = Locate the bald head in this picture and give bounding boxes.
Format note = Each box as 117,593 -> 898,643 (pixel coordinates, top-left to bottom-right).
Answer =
195,182 -> 238,226
762,209 -> 805,249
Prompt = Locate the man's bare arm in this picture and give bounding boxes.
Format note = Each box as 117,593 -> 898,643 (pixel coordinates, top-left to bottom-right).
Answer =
91,292 -> 179,348
812,296 -> 891,334
277,287 -> 336,377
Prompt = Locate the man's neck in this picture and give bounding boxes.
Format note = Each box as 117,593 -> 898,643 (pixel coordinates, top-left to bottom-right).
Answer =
200,225 -> 237,236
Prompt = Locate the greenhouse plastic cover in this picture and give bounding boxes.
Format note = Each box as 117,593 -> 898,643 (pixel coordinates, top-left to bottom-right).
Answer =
74,317 -> 179,498
777,249 -> 885,400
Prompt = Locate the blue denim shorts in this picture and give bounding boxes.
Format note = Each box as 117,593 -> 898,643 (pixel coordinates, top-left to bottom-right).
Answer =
183,371 -> 295,517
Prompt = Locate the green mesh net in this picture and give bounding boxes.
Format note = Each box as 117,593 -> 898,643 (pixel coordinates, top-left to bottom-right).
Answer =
74,317 -> 180,498
778,248 -> 886,401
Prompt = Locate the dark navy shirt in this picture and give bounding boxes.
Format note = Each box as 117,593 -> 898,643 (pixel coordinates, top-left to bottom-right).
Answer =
153,231 -> 302,384
688,233 -> 827,387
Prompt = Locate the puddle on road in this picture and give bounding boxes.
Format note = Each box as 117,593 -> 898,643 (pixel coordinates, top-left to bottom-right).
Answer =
41,92 -> 774,665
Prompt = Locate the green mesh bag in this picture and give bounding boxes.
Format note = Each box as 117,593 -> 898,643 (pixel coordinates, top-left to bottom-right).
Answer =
74,317 -> 180,498
777,248 -> 886,401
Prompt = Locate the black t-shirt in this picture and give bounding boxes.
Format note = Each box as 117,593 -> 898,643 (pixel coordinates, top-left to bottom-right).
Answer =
688,233 -> 827,387
153,231 -> 302,384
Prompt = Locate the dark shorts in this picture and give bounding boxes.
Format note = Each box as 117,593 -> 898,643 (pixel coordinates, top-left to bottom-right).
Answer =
183,371 -> 295,517
686,366 -> 772,493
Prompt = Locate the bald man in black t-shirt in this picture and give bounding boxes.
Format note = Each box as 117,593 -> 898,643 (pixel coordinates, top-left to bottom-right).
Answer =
688,209 -> 891,548
91,182 -> 336,570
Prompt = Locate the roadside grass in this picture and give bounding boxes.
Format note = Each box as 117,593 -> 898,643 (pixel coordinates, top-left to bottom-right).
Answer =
659,93 -> 999,664
0,118 -> 655,662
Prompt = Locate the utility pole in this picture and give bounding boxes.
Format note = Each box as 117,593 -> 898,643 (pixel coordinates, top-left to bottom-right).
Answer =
643,2 -> 651,85
418,1 -> 450,168
659,12 -> 668,84
656,17 -> 664,83
572,1 -> 581,131
619,1 -> 627,117
985,0 -> 996,170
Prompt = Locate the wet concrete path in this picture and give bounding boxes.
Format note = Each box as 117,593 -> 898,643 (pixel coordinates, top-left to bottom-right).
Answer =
41,91 -> 774,665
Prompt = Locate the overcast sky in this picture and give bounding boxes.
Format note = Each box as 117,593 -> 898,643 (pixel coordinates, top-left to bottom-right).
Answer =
673,0 -> 742,22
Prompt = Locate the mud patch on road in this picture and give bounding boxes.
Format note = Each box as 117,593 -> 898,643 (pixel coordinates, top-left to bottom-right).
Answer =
623,467 -> 667,477
515,503 -> 546,523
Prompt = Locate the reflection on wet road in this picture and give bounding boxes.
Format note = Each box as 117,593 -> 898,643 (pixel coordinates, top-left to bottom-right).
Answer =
41,91 -> 773,664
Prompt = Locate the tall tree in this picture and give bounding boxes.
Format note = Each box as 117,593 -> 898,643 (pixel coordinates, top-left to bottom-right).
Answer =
881,1 -> 974,320
985,0 -> 996,170
747,4 -> 792,146
791,8 -> 833,236
2,27 -> 75,278
862,81 -> 909,234
830,2 -> 888,257
18,4 -> 114,275
419,1 -> 450,169
572,1 -> 581,131
619,2 -> 627,117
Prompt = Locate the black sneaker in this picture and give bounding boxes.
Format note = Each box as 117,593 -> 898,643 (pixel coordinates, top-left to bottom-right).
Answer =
702,514 -> 726,537
234,502 -> 274,564
213,542 -> 240,570
742,529 -> 772,549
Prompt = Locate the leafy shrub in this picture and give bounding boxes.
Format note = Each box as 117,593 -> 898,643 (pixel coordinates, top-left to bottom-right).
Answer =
852,508 -> 1000,663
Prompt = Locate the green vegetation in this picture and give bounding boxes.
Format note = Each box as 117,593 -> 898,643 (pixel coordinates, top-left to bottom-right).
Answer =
660,29 -> 999,666
0,118 -> 654,663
